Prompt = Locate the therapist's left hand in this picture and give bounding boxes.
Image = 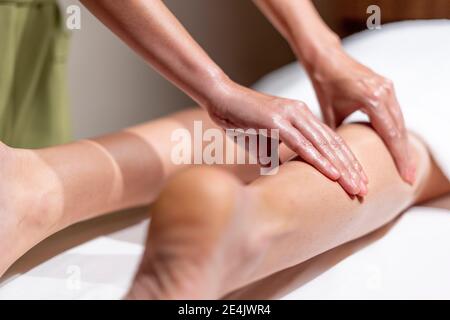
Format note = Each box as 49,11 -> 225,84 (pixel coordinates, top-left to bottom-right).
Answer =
309,47 -> 415,184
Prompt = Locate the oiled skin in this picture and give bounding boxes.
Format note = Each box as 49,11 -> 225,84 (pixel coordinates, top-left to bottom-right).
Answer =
127,124 -> 449,299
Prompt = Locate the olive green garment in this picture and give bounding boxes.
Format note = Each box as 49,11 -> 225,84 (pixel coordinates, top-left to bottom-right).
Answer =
0,0 -> 71,148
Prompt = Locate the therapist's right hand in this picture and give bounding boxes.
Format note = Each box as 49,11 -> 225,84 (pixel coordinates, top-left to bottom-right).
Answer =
205,82 -> 368,196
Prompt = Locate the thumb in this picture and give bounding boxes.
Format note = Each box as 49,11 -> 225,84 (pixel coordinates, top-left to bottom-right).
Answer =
320,104 -> 339,129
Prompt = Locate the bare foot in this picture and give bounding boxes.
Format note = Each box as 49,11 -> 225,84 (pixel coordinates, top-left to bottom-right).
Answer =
0,143 -> 62,277
126,167 -> 275,299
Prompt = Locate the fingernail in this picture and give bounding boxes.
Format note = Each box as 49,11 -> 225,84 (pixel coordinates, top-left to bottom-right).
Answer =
330,166 -> 341,180
361,171 -> 369,184
351,179 -> 360,195
401,166 -> 415,185
408,165 -> 416,184
359,180 -> 368,196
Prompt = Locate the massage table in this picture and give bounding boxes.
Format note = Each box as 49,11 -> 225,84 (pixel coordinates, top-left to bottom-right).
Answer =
1,20 -> 449,300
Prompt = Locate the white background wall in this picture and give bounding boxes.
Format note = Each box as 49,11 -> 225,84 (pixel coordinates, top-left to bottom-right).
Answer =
58,0 -> 295,139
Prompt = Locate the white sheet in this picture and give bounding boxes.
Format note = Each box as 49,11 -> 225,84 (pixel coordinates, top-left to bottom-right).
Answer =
1,20 -> 449,300
1,201 -> 449,300
282,207 -> 450,300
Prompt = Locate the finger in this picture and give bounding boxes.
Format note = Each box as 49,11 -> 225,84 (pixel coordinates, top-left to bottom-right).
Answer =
279,125 -> 341,181
305,101 -> 366,191
293,117 -> 363,195
366,104 -> 413,184
387,93 -> 406,132
386,94 -> 415,183
298,110 -> 366,191
319,124 -> 366,196
320,102 -> 339,129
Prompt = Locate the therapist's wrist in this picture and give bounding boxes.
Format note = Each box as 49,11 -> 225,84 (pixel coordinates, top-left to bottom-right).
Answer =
293,32 -> 342,75
198,68 -> 237,112
300,41 -> 349,84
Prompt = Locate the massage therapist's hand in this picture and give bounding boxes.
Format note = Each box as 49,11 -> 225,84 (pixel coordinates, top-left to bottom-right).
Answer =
206,81 -> 368,196
80,0 -> 367,194
253,0 -> 415,184
309,47 -> 415,184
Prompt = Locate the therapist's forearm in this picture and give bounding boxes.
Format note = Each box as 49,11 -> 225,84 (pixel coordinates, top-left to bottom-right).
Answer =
80,0 -> 229,108
253,0 -> 341,72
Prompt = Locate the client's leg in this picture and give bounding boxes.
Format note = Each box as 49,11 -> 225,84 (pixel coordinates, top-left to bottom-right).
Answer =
0,107 -> 259,277
127,124 -> 449,299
